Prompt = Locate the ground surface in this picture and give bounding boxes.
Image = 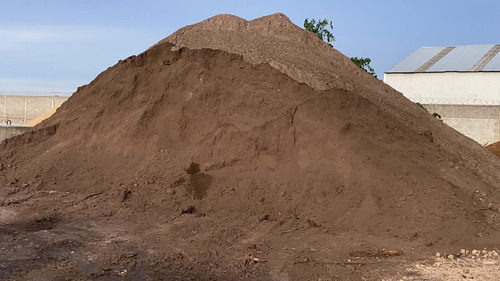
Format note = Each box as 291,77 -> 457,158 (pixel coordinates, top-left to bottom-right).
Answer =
2,186 -> 499,280
387,257 -> 500,281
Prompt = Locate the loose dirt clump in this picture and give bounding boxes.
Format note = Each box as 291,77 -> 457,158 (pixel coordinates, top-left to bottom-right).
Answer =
1,14 -> 499,280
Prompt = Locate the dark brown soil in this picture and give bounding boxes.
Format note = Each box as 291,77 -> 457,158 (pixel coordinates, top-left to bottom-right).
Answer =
1,14 -> 500,280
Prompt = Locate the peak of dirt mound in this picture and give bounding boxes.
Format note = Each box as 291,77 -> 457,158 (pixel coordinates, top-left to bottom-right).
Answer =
1,14 -> 500,280
162,12 -> 351,91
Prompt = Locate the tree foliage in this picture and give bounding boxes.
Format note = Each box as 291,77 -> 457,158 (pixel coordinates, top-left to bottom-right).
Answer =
350,57 -> 377,78
304,19 -> 335,46
303,18 -> 376,77
416,102 -> 442,120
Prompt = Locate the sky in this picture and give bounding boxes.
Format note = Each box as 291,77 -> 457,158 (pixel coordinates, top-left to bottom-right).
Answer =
1,0 -> 499,93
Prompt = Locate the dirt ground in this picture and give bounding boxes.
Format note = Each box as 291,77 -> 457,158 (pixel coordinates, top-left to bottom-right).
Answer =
3,188 -> 498,281
2,191 -> 499,280
1,14 -> 500,280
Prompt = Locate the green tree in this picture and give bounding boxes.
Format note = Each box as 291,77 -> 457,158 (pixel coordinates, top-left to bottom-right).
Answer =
303,19 -> 335,46
303,18 -> 377,77
350,57 -> 377,78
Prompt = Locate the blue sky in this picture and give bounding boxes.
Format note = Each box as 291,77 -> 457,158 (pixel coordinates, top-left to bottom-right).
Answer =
1,0 -> 499,93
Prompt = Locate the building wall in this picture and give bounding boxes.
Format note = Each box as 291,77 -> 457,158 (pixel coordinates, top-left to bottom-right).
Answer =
425,104 -> 499,145
384,72 -> 500,145
384,72 -> 500,104
0,95 -> 69,125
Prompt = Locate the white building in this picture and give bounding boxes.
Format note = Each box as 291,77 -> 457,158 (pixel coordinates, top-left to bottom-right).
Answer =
384,44 -> 500,145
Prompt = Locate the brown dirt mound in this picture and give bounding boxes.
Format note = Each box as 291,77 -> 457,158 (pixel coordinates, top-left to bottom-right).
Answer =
487,141 -> 500,158
1,14 -> 500,280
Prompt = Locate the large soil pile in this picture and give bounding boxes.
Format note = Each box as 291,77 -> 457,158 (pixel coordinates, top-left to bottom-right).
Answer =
1,14 -> 500,280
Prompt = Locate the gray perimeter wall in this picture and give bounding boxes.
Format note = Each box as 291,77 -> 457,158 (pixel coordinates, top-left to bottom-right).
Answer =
425,104 -> 500,146
0,126 -> 31,142
0,95 -> 69,125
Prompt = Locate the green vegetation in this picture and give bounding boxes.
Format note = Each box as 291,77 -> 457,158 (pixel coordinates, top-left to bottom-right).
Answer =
416,102 -> 442,120
303,19 -> 335,46
304,18 -> 376,77
350,57 -> 377,78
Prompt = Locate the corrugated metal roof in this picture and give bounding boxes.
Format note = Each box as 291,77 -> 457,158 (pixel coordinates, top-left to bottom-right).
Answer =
386,47 -> 444,73
386,44 -> 500,73
483,46 -> 500,71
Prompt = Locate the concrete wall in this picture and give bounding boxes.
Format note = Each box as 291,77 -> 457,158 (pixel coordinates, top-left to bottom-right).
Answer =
424,104 -> 500,146
0,95 -> 68,125
384,72 -> 500,145
0,125 -> 30,142
384,72 -> 500,104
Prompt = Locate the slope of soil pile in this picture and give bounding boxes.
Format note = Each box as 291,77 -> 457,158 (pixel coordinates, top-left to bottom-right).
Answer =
1,14 -> 500,280
487,141 -> 500,158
